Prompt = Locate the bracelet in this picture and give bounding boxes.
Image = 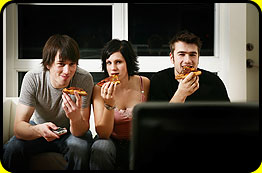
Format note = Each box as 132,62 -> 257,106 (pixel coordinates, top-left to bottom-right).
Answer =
104,103 -> 116,110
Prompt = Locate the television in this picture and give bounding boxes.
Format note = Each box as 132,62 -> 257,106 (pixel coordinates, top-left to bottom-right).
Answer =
130,102 -> 260,171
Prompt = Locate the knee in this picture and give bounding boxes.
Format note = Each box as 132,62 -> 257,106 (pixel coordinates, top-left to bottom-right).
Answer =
66,134 -> 93,155
89,139 -> 117,170
3,136 -> 26,156
2,137 -> 28,170
90,139 -> 116,159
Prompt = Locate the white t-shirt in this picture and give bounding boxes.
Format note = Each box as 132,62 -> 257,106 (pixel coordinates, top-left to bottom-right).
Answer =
19,66 -> 94,129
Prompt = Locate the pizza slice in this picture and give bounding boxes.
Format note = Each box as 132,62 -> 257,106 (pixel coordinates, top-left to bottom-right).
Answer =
175,66 -> 202,80
62,87 -> 88,96
96,74 -> 121,87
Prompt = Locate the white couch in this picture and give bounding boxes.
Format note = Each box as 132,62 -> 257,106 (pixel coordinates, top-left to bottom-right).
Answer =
3,97 -> 97,170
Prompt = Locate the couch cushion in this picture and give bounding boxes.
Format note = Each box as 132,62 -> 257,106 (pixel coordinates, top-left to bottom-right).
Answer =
89,107 -> 97,137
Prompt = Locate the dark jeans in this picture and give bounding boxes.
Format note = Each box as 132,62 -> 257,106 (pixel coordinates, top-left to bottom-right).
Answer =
89,136 -> 130,170
2,129 -> 93,171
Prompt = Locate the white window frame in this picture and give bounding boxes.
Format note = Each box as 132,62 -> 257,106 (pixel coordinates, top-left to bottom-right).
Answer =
4,3 -> 121,96
3,3 -> 247,101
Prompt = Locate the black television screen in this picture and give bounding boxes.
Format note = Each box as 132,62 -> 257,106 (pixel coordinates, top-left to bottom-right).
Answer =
130,102 -> 260,171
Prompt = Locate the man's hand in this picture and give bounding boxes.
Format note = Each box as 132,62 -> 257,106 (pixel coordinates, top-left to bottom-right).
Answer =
170,72 -> 199,103
62,91 -> 82,122
62,91 -> 90,136
33,122 -> 61,142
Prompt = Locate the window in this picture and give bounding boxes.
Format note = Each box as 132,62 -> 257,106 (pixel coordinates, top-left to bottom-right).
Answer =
18,5 -> 112,59
5,3 -> 218,97
128,3 -> 214,56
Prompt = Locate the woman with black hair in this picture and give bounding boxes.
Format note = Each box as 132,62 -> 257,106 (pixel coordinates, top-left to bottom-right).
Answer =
90,39 -> 150,170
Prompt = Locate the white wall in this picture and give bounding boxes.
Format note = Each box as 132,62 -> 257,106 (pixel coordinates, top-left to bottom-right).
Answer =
218,3 -> 247,102
5,3 -> 18,97
3,7 -> 6,98
246,3 -> 259,102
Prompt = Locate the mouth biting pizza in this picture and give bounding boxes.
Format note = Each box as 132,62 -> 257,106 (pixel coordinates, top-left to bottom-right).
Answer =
63,87 -> 88,96
96,74 -> 121,87
175,66 -> 202,80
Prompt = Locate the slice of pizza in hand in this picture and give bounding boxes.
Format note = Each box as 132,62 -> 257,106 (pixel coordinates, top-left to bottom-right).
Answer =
175,66 -> 202,80
62,87 -> 88,96
96,74 -> 121,87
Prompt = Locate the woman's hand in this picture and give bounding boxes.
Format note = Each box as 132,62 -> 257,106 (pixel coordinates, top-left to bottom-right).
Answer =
101,82 -> 117,106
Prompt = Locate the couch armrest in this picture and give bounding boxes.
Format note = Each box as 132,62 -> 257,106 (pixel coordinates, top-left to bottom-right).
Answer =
3,98 -> 11,144
10,98 -> 18,138
3,97 -> 19,144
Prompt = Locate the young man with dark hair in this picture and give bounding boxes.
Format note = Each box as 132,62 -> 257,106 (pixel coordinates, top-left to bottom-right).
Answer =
150,31 -> 230,102
3,34 -> 94,170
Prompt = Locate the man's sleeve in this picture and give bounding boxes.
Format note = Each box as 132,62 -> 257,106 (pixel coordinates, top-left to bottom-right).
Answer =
19,71 -> 37,107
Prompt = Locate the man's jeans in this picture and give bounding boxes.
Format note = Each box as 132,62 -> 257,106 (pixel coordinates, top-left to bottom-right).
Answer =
2,130 -> 93,171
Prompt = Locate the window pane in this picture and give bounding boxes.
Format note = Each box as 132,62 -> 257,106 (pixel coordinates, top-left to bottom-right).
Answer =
18,72 -> 27,96
18,5 -> 112,59
128,3 -> 214,56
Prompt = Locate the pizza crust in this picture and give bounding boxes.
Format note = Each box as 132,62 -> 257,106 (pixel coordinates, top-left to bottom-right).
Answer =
96,74 -> 120,87
175,66 -> 202,80
62,87 -> 88,96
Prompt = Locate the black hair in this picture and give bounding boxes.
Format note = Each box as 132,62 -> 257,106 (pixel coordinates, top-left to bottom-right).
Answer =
169,30 -> 202,55
101,39 -> 139,77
